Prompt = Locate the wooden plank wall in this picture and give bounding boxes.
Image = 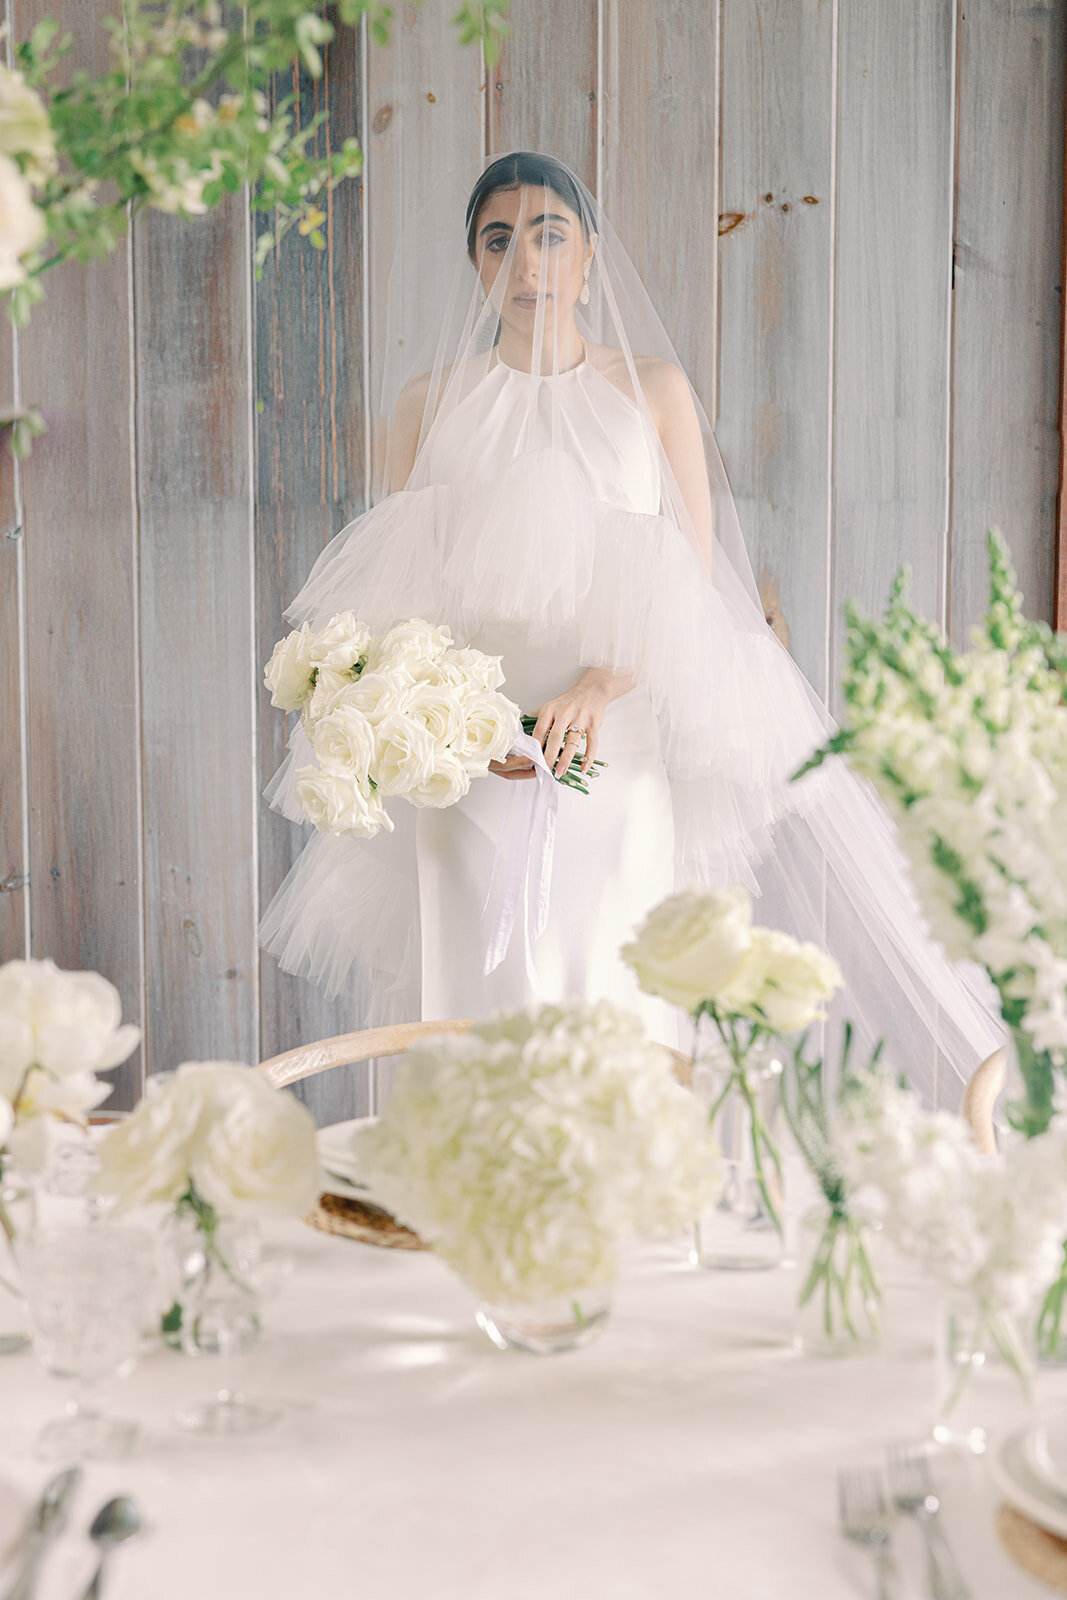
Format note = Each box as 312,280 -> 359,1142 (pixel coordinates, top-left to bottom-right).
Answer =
1,0 -> 1064,1118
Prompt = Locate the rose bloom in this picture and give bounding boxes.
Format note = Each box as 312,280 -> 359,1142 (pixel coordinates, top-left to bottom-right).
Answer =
0,152 -> 44,290
0,66 -> 56,185
264,623 -> 317,712
715,928 -> 842,1032
406,749 -> 473,809
621,886 -> 754,1013
294,767 -> 391,837
309,612 -> 372,672
372,712 -> 438,797
311,702 -> 377,784
452,689 -> 521,767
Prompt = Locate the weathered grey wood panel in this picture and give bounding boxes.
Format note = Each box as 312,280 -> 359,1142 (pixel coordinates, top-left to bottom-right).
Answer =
950,0 -> 1064,638
134,197 -> 257,1076
831,0 -> 956,670
15,0 -> 143,1106
601,0 -> 719,415
0,318 -> 26,962
255,20 -> 370,1120
487,0 -> 597,188
715,0 -> 835,698
364,0 -> 484,484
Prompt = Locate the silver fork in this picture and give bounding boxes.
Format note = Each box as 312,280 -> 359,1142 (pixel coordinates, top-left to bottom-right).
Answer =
887,1446 -> 971,1600
838,1465 -> 896,1599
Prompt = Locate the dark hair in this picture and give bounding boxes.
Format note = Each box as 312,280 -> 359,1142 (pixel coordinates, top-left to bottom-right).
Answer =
465,152 -> 595,260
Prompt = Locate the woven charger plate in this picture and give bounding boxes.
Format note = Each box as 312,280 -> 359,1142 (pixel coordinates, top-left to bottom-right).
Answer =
305,1191 -> 427,1251
997,1503 -> 1067,1594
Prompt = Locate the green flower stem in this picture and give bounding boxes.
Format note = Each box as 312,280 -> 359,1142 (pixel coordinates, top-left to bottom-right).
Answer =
798,1211 -> 880,1346
700,1009 -> 785,1239
1037,1241 -> 1067,1359
939,1302 -> 1033,1427
519,715 -> 606,794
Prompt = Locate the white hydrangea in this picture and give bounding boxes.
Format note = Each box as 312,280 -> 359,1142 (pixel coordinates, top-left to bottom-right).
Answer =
838,1069 -> 1067,1314
355,1001 -> 723,1306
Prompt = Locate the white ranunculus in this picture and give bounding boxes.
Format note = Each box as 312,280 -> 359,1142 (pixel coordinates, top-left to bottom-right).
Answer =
308,612 -> 372,672
0,958 -> 140,1086
715,928 -> 842,1032
184,1062 -> 321,1217
406,750 -> 472,809
263,622 -> 317,712
0,67 -> 56,186
372,712 -> 438,797
310,702 -> 376,783
453,689 -> 521,766
0,152 -> 44,290
95,1068 -> 209,1208
294,766 -> 392,837
621,886 -> 754,1013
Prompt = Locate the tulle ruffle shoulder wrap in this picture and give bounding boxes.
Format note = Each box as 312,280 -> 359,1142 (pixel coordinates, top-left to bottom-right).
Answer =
260,154 -> 1003,1102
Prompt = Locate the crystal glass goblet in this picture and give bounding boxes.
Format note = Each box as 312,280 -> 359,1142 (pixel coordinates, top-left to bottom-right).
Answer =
19,1225 -> 158,1459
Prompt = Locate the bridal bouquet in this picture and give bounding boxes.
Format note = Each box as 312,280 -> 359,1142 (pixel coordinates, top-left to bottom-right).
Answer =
264,613 -> 522,837
622,886 -> 842,1248
353,1002 -> 721,1340
799,530 -> 1067,1139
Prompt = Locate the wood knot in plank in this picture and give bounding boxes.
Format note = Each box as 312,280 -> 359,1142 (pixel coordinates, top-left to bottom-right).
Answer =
719,212 -> 747,237
372,104 -> 393,134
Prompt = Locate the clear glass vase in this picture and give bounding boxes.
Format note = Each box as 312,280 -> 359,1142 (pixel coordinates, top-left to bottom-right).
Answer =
476,1284 -> 613,1355
691,1033 -> 786,1270
934,1294 -> 1032,1453
793,1205 -> 880,1357
0,1168 -> 36,1355
163,1212 -> 263,1358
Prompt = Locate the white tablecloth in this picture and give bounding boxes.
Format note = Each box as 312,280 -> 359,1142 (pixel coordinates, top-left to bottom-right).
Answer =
1,1216 -> 1064,1600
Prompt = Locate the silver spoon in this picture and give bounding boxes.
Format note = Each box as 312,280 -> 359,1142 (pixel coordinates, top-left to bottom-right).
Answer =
77,1497 -> 141,1600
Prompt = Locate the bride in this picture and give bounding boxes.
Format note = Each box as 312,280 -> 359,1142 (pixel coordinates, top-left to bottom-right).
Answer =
261,150 -> 1001,1103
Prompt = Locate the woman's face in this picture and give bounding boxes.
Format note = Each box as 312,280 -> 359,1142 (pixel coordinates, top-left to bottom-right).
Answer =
472,183 -> 593,336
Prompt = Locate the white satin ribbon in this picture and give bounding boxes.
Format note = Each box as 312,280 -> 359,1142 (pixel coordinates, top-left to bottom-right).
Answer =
482,731 -> 559,975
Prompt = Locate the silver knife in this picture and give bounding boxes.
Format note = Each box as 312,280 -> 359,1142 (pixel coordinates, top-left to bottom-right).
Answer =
1,1465 -> 81,1600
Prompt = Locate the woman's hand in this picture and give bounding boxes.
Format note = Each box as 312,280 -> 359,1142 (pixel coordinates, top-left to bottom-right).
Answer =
528,666 -> 635,779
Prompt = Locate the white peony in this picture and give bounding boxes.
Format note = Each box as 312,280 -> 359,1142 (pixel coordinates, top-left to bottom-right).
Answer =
310,702 -> 376,783
96,1061 -> 320,1218
453,688 -> 521,766
294,766 -> 392,837
187,1063 -> 321,1216
263,622 -> 317,712
0,958 -> 139,1103
0,152 -> 43,290
714,928 -> 842,1032
621,886 -> 754,1013
372,712 -> 438,797
0,67 -> 56,186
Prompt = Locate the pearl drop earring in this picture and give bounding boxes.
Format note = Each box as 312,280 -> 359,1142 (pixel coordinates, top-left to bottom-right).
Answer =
579,272 -> 590,306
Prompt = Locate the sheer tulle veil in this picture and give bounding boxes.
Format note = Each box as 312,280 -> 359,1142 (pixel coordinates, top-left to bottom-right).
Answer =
260,151 -> 1003,1104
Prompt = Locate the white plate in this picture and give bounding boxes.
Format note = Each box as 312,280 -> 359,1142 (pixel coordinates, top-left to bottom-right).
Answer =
316,1116 -> 379,1198
1024,1405 -> 1067,1502
989,1422 -> 1067,1540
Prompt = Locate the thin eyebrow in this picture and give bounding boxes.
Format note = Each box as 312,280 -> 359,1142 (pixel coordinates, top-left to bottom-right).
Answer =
478,212 -> 572,239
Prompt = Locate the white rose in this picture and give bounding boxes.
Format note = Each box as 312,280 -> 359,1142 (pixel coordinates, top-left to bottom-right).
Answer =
310,702 -> 376,782
373,618 -> 454,673
95,1068 -> 209,1209
0,152 -> 43,289
371,712 -> 438,797
302,666 -> 355,727
294,766 -> 392,837
400,681 -> 466,753
716,928 -> 842,1032
264,623 -> 316,712
443,646 -> 506,693
0,67 -> 56,185
621,887 -> 754,1013
308,612 -> 373,672
327,673 -> 403,728
0,958 -> 140,1081
184,1062 -> 321,1218
453,689 -> 521,766
406,750 -> 472,809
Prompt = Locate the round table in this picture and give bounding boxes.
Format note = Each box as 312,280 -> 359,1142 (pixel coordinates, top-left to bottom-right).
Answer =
1,1216 -> 1062,1599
